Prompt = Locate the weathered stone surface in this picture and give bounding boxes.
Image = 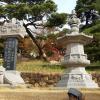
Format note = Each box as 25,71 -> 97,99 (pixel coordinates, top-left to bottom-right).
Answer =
56,67 -> 98,88
4,71 -> 25,85
0,20 -> 26,85
3,37 -> 18,70
0,66 -> 5,84
56,10 -> 98,88
0,22 -> 26,38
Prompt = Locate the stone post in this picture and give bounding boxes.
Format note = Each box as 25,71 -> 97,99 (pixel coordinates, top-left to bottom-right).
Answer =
0,66 -> 5,84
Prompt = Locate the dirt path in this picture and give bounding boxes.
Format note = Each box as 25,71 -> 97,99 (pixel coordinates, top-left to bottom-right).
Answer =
0,88 -> 99,100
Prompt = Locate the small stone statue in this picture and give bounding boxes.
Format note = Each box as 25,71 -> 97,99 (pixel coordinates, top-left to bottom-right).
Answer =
68,10 -> 80,26
68,88 -> 85,100
68,10 -> 81,34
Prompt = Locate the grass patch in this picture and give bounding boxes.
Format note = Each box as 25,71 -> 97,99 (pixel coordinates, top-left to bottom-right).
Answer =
86,61 -> 100,73
16,60 -> 65,74
90,61 -> 100,67
0,58 -> 100,73
17,60 -> 100,73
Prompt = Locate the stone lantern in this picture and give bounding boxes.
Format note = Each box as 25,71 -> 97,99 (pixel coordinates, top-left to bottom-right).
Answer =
56,11 -> 98,88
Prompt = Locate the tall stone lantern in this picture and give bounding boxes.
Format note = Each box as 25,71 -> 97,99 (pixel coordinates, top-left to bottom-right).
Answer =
56,11 -> 98,88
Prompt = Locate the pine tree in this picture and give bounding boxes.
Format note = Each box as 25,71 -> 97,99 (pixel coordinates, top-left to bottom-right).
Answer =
0,0 -> 67,60
75,0 -> 100,63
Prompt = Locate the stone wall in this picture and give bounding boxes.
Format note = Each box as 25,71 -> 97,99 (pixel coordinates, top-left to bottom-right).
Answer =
92,73 -> 100,87
21,73 -> 61,87
21,72 -> 100,87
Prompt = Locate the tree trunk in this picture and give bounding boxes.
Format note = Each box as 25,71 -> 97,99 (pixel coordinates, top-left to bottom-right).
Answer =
23,23 -> 47,61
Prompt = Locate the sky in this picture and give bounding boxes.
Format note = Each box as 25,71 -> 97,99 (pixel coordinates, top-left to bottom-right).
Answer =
53,0 -> 77,14
0,0 -> 77,14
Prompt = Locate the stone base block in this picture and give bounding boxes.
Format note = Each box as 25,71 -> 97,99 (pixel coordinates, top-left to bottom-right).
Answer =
4,71 -> 25,86
56,67 -> 98,88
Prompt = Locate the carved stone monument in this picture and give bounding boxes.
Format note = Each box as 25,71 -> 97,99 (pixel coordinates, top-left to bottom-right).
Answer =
0,20 -> 26,85
4,37 -> 18,70
56,11 -> 98,88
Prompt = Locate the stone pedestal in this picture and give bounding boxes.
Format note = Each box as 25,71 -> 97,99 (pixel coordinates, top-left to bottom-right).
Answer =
56,67 -> 98,88
0,66 -> 5,84
4,71 -> 24,86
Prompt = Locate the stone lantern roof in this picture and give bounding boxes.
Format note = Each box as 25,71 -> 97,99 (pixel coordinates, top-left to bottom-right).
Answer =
57,33 -> 93,47
0,22 -> 26,39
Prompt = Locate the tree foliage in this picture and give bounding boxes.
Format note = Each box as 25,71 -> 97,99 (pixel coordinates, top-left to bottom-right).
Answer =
1,0 -> 57,20
0,0 -> 67,60
1,0 -> 45,4
18,36 -> 36,57
46,13 -> 67,27
76,0 -> 100,63
85,34 -> 100,62
75,0 -> 100,25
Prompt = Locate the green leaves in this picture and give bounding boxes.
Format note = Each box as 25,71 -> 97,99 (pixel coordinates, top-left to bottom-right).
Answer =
46,13 -> 67,27
43,0 -> 57,13
95,0 -> 100,12
4,4 -> 16,19
30,4 -> 43,16
30,0 -> 57,17
1,0 -> 57,20
76,0 -> 100,20
85,34 -> 100,62
0,0 -> 68,60
0,6 -> 5,15
83,22 -> 100,34
1,0 -> 12,4
13,4 -> 31,20
76,0 -> 100,63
